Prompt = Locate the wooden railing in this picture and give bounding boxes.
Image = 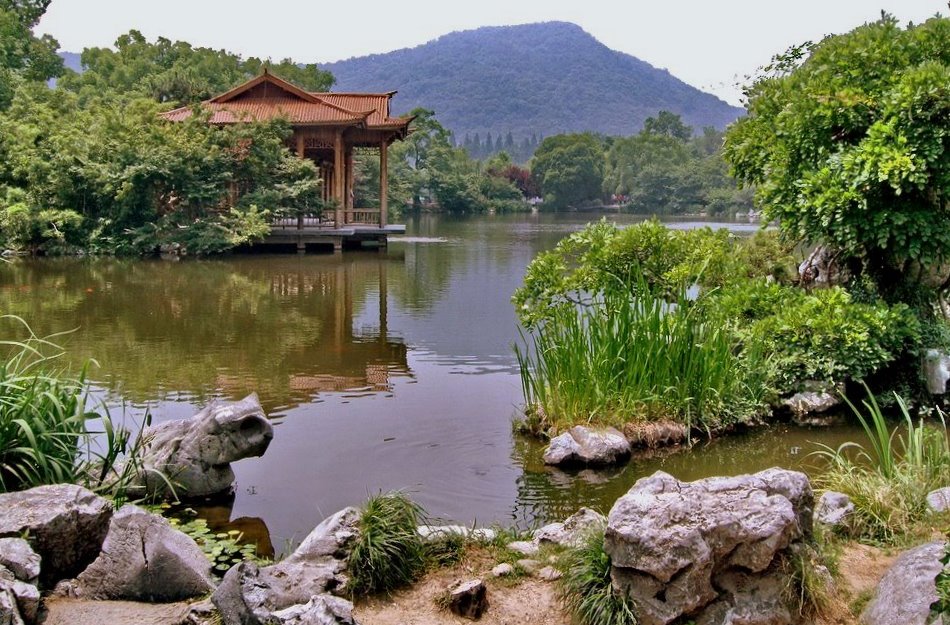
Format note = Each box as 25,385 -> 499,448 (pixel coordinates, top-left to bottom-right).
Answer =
270,209 -> 383,229
345,209 -> 381,226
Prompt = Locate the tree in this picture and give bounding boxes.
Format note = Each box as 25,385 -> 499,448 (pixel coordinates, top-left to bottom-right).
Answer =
531,133 -> 605,209
643,110 -> 692,141
724,15 -> 950,299
0,0 -> 62,108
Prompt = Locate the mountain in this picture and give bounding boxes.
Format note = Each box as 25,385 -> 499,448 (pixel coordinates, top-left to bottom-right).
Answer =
320,22 -> 744,143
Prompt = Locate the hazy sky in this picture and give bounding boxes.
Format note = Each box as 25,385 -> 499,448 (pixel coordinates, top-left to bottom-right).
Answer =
36,0 -> 945,105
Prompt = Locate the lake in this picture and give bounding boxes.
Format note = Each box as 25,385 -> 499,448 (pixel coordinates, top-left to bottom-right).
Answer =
0,212 -> 860,553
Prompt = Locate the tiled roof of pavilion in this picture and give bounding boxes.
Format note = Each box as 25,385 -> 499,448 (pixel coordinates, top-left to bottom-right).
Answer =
160,71 -> 413,131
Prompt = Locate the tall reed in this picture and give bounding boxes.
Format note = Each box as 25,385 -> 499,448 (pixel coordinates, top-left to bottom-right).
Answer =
0,315 -> 147,498
813,385 -> 950,542
515,281 -> 762,434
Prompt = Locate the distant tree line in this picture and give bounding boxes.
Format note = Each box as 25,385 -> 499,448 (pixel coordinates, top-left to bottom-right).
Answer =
461,132 -> 541,163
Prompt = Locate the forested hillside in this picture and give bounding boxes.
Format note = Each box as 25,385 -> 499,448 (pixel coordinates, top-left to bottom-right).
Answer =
321,22 -> 744,151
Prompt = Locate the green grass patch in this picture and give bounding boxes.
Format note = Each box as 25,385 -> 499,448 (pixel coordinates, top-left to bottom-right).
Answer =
813,386 -> 950,543
515,281 -> 767,435
347,492 -> 428,595
555,527 -> 637,625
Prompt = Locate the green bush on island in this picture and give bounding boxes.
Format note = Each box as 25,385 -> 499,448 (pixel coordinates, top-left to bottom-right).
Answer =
513,220 -> 922,433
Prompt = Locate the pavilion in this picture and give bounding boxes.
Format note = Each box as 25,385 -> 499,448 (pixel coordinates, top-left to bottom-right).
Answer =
161,70 -> 414,234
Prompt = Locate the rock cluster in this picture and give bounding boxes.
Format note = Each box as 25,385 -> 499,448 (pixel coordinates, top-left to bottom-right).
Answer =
604,468 -> 813,625
131,393 -> 274,499
213,507 -> 361,625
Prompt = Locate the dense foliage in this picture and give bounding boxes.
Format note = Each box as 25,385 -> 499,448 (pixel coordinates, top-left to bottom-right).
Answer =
0,0 -> 63,109
323,22 -> 742,150
514,221 -> 921,432
531,134 -> 605,210
724,15 -> 950,299
0,19 -> 329,255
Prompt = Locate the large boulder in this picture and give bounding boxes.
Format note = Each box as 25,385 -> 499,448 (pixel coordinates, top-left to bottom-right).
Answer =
75,504 -> 214,602
0,485 -> 112,587
861,541 -> 945,625
213,507 -> 360,625
924,350 -> 950,395
132,394 -> 274,499
542,426 -> 630,467
604,469 -> 813,625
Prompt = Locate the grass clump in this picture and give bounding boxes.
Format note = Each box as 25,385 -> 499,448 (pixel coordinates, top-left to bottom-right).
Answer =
516,281 -> 767,435
932,542 -> 950,618
0,315 -> 147,499
555,527 -> 637,625
347,492 -> 427,595
813,387 -> 950,543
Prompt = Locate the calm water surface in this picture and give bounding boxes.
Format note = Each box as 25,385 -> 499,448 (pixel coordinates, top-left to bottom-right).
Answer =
0,213 -> 860,551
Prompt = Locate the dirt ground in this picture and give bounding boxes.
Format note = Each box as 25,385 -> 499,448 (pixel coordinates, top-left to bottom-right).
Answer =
355,549 -> 568,625
35,542 -> 900,625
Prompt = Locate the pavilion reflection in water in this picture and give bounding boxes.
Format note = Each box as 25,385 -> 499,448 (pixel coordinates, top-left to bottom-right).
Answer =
212,253 -> 410,409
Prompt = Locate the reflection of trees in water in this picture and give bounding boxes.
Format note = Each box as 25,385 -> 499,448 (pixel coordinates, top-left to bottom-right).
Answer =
509,424 -> 863,526
0,255 -> 411,412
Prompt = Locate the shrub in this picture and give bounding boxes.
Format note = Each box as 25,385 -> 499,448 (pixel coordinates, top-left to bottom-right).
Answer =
555,527 -> 637,625
347,492 -> 427,595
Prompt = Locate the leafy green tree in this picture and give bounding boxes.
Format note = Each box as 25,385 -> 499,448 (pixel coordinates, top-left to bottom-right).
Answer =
724,14 -> 950,298
643,110 -> 693,141
0,0 -> 63,109
531,133 -> 604,209
59,30 -> 333,106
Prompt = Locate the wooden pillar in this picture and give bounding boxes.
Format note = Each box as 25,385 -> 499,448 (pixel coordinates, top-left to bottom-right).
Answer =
345,147 -> 354,211
379,140 -> 389,228
334,131 -> 344,228
296,133 -> 305,230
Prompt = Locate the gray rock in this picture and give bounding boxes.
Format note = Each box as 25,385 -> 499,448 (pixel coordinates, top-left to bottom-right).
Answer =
605,469 -> 812,625
0,584 -> 24,625
927,487 -> 950,513
506,541 -> 539,557
537,566 -> 562,582
417,525 -> 496,543
0,568 -> 37,625
490,563 -> 514,577
0,540 -> 39,584
861,541 -> 945,625
213,508 -> 359,625
816,491 -> 855,530
0,484 -> 113,587
270,595 -> 357,625
534,507 -> 606,548
924,350 -> 950,395
799,245 -> 850,288
783,382 -> 842,421
75,504 -> 214,601
542,426 -> 630,467
133,394 -> 274,499
447,579 -> 488,621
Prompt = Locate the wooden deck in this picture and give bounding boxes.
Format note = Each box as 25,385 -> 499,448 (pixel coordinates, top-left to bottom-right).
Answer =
261,217 -> 405,252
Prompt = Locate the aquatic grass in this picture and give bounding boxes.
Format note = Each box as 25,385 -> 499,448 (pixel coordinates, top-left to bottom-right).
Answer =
0,314 -> 153,500
347,491 -> 428,595
812,386 -> 950,542
515,279 -> 764,435
555,526 -> 637,625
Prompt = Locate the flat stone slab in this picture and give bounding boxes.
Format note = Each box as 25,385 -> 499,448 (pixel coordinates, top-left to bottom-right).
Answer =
42,599 -> 192,625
